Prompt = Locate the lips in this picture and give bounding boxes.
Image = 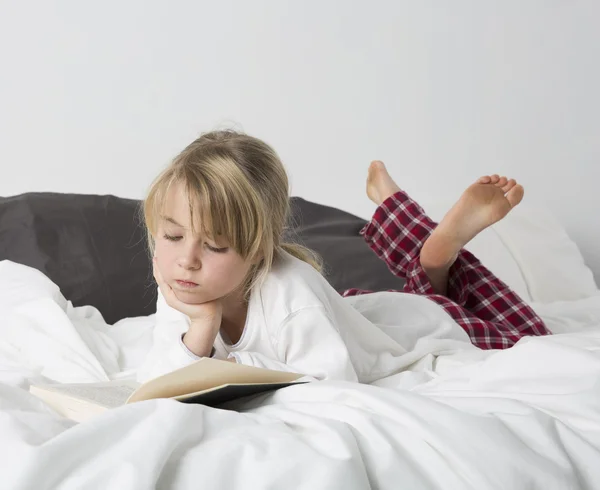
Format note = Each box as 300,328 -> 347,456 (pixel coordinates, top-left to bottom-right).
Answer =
175,280 -> 199,288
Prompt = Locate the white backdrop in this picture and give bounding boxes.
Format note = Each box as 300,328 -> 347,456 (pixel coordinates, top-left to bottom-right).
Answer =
0,1 -> 598,281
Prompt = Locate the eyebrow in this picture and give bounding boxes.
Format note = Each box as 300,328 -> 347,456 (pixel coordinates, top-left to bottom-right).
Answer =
160,215 -> 220,240
160,215 -> 185,228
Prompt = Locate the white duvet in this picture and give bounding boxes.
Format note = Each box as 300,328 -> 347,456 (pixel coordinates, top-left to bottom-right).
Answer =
1,260 -> 600,490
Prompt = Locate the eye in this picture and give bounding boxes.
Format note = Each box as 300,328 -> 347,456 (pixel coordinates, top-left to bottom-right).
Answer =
206,244 -> 229,253
163,234 -> 182,242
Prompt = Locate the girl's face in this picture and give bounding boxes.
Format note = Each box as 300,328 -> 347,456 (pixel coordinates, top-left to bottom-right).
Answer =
153,183 -> 256,305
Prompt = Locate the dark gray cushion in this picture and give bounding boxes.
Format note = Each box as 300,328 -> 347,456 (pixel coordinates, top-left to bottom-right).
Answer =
287,197 -> 406,293
0,193 -> 405,324
0,193 -> 153,324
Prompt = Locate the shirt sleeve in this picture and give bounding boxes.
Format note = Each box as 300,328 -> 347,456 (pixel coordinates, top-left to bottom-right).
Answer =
231,306 -> 359,382
136,289 -> 212,383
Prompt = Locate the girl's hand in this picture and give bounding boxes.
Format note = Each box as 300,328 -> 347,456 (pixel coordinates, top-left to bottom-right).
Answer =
153,258 -> 223,327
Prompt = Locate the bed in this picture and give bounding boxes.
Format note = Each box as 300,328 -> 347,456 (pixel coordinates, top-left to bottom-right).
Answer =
1,192 -> 599,489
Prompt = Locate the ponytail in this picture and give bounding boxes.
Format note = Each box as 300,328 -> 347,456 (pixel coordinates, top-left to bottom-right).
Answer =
279,242 -> 323,273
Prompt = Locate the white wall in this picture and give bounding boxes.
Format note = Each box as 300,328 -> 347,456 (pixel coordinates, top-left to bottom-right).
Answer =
1,1 -> 599,281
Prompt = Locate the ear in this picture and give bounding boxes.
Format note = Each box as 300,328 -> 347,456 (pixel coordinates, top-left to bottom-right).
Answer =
250,252 -> 263,266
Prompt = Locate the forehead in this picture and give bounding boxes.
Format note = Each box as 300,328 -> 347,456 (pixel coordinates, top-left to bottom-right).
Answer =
161,182 -> 198,230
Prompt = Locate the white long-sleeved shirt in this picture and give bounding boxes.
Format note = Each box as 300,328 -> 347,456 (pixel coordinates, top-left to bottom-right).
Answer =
136,252 -> 473,384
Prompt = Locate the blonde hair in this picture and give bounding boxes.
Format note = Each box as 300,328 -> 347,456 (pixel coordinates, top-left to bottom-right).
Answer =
143,129 -> 322,297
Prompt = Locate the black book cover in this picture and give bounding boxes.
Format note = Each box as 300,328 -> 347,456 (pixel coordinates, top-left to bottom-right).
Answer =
179,381 -> 306,408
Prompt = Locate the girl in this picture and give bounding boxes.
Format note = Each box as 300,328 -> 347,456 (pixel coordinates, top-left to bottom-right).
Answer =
137,130 -> 550,383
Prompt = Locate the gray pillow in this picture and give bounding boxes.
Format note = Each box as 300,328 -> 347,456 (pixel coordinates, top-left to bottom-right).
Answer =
0,193 -> 405,324
287,197 -> 406,294
0,193 -> 153,324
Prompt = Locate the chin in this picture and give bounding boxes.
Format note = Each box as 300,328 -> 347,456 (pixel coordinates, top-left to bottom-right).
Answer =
172,289 -> 211,305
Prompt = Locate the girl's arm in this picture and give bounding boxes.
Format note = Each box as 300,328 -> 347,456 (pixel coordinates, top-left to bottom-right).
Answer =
136,289 -> 210,383
231,306 -> 359,382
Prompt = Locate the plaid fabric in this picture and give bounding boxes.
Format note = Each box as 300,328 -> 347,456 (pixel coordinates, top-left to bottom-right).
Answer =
343,191 -> 551,349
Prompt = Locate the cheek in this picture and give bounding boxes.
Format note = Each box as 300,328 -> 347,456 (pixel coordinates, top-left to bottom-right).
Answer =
154,240 -> 165,259
154,241 -> 176,270
205,257 -> 251,289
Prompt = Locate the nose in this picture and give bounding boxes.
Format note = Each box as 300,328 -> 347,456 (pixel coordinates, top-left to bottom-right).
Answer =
176,242 -> 201,270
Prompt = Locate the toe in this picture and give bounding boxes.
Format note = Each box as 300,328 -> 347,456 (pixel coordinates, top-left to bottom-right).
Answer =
502,179 -> 517,193
478,175 -> 492,184
368,160 -> 386,179
489,174 -> 500,184
368,160 -> 381,179
496,176 -> 508,187
505,184 -> 524,207
370,160 -> 385,170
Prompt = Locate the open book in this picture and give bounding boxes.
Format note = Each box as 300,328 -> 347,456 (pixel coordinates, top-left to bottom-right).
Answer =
29,358 -> 306,423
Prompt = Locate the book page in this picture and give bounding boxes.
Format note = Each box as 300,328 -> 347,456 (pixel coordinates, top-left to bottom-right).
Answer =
37,382 -> 139,409
128,358 -> 303,403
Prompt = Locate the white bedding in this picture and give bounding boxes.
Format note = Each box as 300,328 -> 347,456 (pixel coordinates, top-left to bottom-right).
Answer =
1,261 -> 600,489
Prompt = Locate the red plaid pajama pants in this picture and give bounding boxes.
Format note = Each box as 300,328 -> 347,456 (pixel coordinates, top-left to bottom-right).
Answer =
342,191 -> 551,349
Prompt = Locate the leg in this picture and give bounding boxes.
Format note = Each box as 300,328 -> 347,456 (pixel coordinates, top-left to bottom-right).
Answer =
403,249 -> 551,349
365,161 -> 524,296
344,161 -> 551,349
418,173 -> 523,296
359,161 -> 435,282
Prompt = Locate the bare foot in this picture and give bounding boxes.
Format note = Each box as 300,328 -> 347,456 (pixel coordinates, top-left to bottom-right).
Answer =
366,160 -> 402,206
420,174 -> 524,294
